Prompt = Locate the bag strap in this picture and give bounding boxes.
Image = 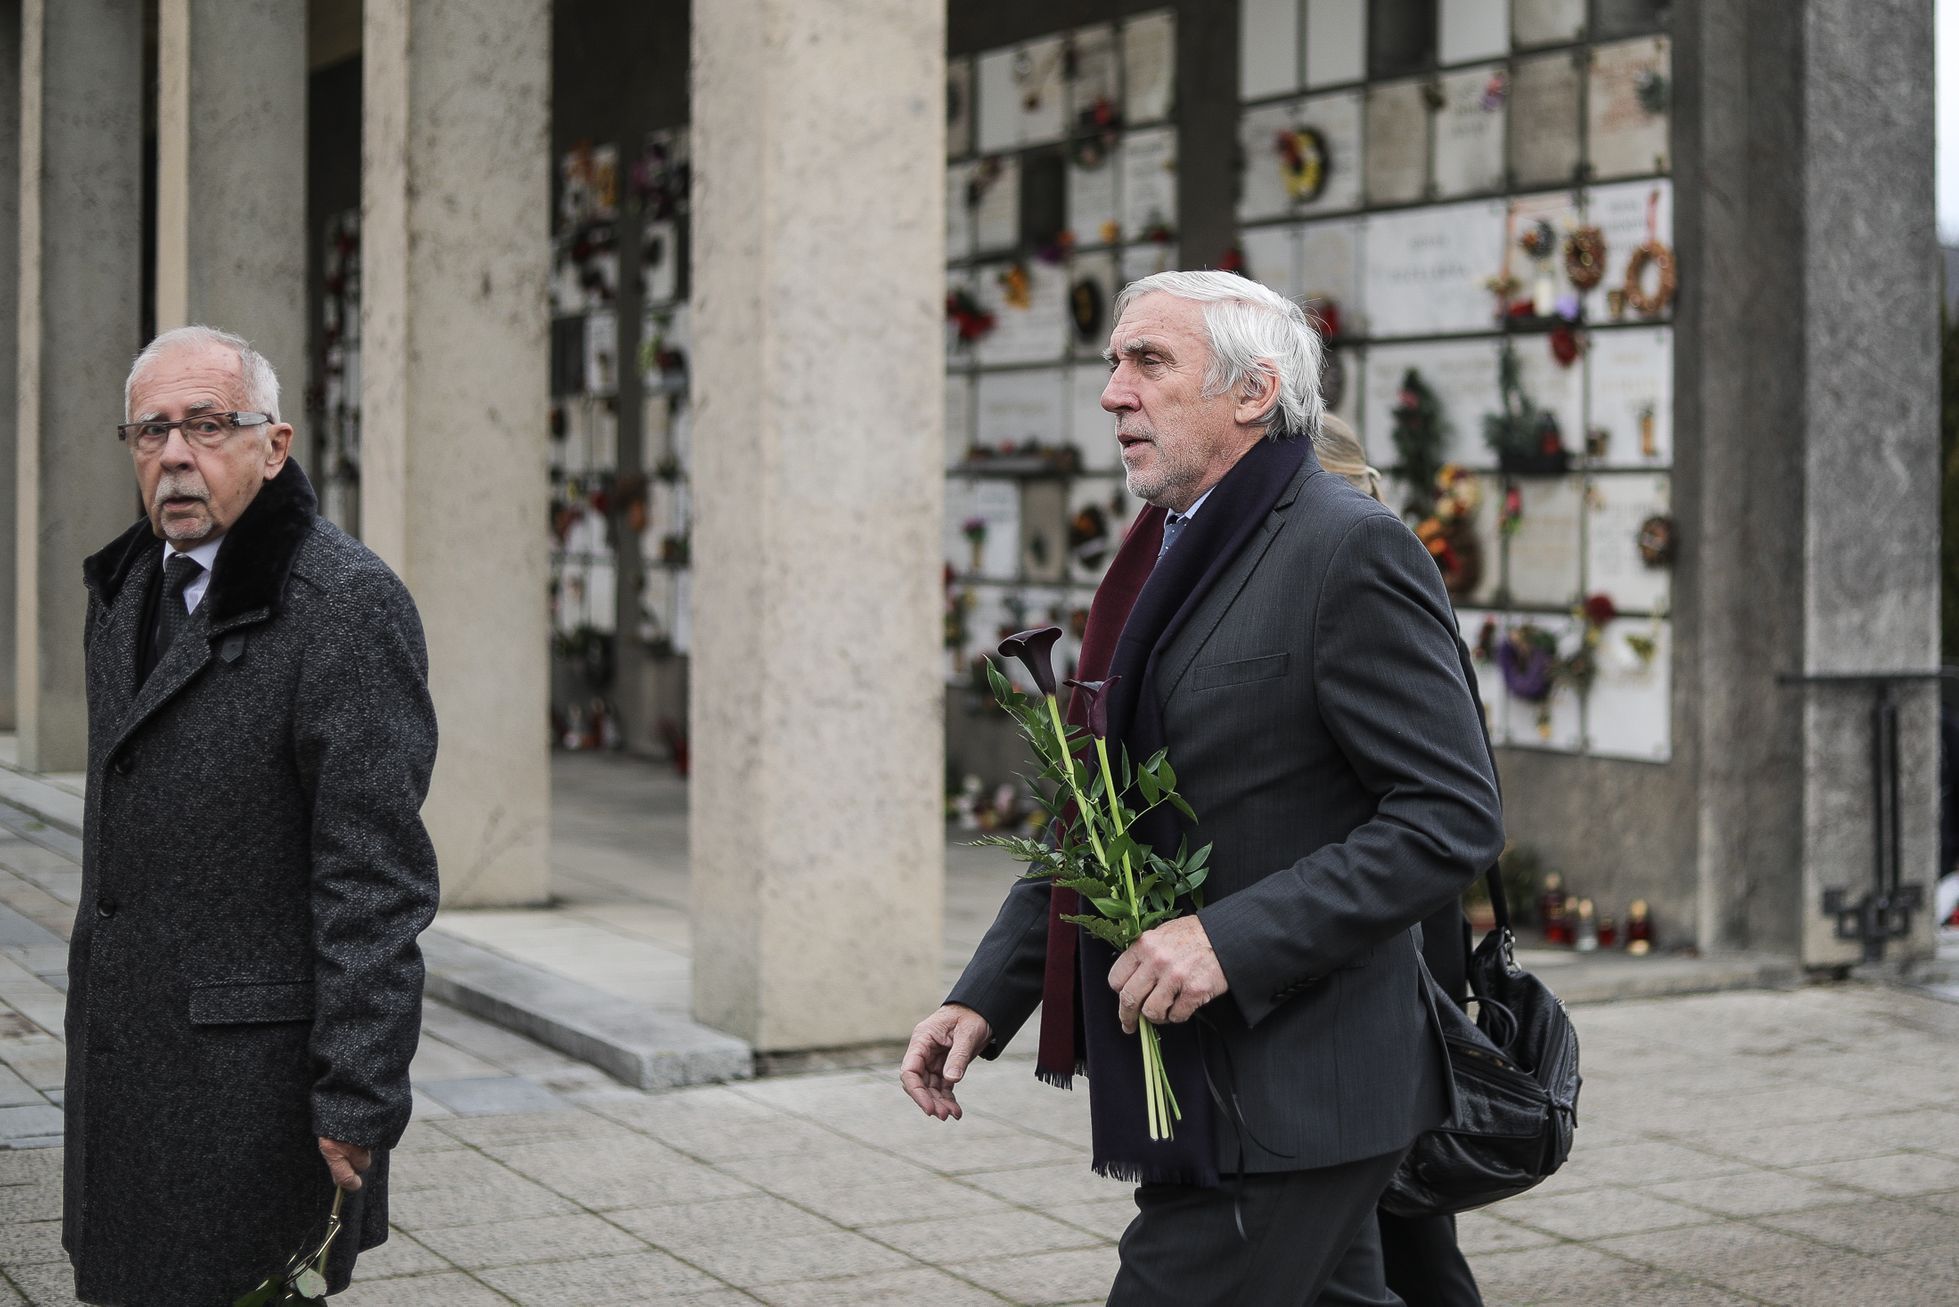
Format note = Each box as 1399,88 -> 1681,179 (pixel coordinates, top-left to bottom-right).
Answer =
1447,624 -> 1509,931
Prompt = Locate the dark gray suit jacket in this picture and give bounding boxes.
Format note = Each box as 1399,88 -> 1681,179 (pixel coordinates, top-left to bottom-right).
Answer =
950,456 -> 1505,1174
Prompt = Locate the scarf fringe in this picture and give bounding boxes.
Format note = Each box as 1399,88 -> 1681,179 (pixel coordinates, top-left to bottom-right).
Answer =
1033,1057 -> 1087,1090
1091,1156 -> 1222,1188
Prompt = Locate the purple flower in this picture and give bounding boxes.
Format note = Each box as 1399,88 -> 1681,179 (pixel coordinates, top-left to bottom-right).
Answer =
998,626 -> 1064,697
1064,674 -> 1122,739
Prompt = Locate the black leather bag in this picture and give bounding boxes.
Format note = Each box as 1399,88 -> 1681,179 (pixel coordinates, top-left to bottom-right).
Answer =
1380,632 -> 1582,1217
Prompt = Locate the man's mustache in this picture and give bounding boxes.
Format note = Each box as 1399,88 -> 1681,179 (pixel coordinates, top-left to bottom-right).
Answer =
153,480 -> 208,506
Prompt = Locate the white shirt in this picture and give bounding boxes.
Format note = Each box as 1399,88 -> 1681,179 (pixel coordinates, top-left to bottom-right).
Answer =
1176,486 -> 1218,521
160,537 -> 224,614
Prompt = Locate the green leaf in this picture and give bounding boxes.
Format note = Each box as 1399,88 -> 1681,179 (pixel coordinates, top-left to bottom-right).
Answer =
1158,758 -> 1177,791
1167,793 -> 1197,822
1137,767 -> 1160,806
1088,894 -> 1132,918
985,658 -> 1011,706
1188,841 -> 1213,870
1141,747 -> 1168,774
1063,913 -> 1134,950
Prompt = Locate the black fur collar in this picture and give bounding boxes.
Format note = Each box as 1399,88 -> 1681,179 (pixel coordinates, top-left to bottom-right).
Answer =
82,460 -> 319,624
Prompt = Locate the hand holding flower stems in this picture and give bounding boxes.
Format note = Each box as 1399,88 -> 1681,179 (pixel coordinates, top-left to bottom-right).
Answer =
983,628 -> 1213,1141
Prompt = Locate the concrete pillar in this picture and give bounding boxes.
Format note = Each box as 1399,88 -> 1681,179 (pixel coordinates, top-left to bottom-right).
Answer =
0,2 -> 19,732
13,0 -> 142,771
690,0 -> 946,1050
360,0 -> 552,906
1678,0 -> 1940,964
154,0 -> 306,397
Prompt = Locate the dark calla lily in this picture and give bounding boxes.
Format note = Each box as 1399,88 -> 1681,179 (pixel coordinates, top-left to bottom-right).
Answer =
1064,675 -> 1122,739
998,625 -> 1064,698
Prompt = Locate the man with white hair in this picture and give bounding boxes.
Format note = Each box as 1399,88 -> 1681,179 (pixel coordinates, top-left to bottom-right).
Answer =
64,326 -> 439,1305
904,272 -> 1503,1303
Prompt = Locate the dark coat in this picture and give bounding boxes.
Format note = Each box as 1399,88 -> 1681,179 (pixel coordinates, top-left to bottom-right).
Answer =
65,461 -> 439,1307
952,458 -> 1506,1174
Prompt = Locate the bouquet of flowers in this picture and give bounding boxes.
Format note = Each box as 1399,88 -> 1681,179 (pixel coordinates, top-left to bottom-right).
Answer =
978,627 -> 1213,1141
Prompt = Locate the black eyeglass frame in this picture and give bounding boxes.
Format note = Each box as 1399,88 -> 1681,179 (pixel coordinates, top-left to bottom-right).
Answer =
116,410 -> 275,448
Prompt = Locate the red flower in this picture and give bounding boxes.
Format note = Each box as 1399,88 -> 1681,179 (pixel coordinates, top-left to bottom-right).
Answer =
1583,594 -> 1618,627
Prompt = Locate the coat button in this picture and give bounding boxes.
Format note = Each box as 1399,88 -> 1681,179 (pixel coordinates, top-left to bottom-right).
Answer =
96,900 -> 118,918
111,756 -> 132,777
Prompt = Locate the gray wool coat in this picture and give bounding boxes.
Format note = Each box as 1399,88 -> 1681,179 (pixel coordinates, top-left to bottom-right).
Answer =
65,461 -> 439,1307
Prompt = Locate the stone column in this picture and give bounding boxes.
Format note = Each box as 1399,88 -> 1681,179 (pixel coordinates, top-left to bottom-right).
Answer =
690,0 -> 946,1050
1677,0 -> 1940,964
13,0 -> 142,771
154,0 -> 306,395
0,2 -> 20,732
360,0 -> 552,906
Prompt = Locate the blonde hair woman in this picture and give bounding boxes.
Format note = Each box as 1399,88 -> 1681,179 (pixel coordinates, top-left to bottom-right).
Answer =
1314,413 -> 1385,503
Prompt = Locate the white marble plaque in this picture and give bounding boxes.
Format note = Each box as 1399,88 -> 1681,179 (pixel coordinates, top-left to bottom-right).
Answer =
1498,615 -> 1582,751
1583,179 -> 1673,321
1119,126 -> 1178,238
1016,36 -> 1069,147
1068,250 -> 1119,358
946,162 -> 976,262
1325,346 -> 1363,431
1584,472 -> 1670,614
1123,11 -> 1177,123
1433,65 -> 1508,198
974,367 -> 1067,454
1298,216 -> 1365,328
1121,240 -> 1176,285
1509,52 -> 1582,188
1513,334 -> 1585,458
945,371 -> 974,467
1292,91 -> 1365,215
1361,339 -> 1502,470
948,58 -> 974,158
1361,200 -> 1508,337
584,309 -> 618,395
1020,479 -> 1070,583
959,478 -> 1024,579
1512,0 -> 1585,46
1440,0 -> 1510,65
1365,80 -> 1432,206
970,155 -> 1022,254
1586,615 -> 1671,761
1587,326 -> 1671,465
975,47 -> 1019,155
1068,154 -> 1121,246
1240,225 -> 1299,300
1456,608 -> 1511,745
1304,0 -> 1367,89
973,259 -> 1069,367
1238,100 -> 1301,223
1069,362 -> 1118,468
1504,475 -> 1584,606
1068,476 -> 1134,583
1588,37 -> 1671,180
1242,0 -> 1301,98
1070,25 -> 1121,118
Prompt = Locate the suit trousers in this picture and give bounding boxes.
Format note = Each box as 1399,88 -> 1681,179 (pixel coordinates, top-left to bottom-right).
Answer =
1106,1149 -> 1409,1307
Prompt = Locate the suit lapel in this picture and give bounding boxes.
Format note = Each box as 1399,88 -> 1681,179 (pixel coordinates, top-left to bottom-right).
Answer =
91,550 -> 156,738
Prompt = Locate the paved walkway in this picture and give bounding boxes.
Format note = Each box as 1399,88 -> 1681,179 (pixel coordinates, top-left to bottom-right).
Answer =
6,775 -> 1959,1303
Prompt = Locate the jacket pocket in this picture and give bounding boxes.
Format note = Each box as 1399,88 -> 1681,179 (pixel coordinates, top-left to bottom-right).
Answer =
1189,651 -> 1290,691
188,979 -> 315,1026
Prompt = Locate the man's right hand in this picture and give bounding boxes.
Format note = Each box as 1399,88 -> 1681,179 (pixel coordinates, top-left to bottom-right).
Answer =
899,1004 -> 992,1121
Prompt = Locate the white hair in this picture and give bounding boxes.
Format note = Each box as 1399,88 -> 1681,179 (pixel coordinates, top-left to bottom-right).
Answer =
125,324 -> 280,422
1113,269 -> 1324,441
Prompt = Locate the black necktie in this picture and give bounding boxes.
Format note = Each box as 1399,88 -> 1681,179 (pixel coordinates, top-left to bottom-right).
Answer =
153,554 -> 204,665
1156,512 -> 1187,562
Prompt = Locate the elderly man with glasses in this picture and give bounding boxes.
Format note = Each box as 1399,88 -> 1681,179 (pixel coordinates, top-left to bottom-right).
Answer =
63,325 -> 439,1306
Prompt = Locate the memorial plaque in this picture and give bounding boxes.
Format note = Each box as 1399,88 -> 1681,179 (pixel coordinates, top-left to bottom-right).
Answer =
1489,614 -> 1579,749
1361,338 -> 1503,469
1587,326 -> 1671,465
946,162 -> 975,262
1304,0 -> 1368,89
973,258 -> 1069,367
1326,346 -> 1363,430
1067,250 -> 1119,360
970,154 -> 1022,254
1238,100 -> 1301,223
1505,475 -> 1584,607
1298,216 -> 1365,327
1239,225 -> 1299,299
1584,472 -> 1670,613
1455,608 -> 1511,746
1119,126 -> 1178,238
1365,79 -> 1431,206
1509,52 -> 1582,188
1123,11 -> 1177,123
1440,0 -> 1509,64
1068,475 -> 1134,582
975,367 -> 1067,453
1016,35 -> 1069,148
1293,91 -> 1365,215
1068,153 -> 1120,246
963,478 -> 1024,579
1585,615 -> 1671,761
1069,362 -> 1118,468
1433,65 -> 1508,198
1513,334 -> 1585,458
1020,479 -> 1070,583
1242,0 -> 1301,99
1588,37 -> 1671,180
1582,179 -> 1672,321
975,47 -> 1019,154
1362,200 -> 1508,337
948,58 -> 974,158
1070,25 -> 1121,118
945,371 -> 973,467
1512,0 -> 1585,47
1121,240 -> 1175,285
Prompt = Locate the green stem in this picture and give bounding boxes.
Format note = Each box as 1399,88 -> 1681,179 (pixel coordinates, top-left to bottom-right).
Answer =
1044,695 -> 1110,866
1093,737 -> 1146,932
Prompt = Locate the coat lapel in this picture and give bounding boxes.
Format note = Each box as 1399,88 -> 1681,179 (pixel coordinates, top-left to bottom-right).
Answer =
108,602 -> 216,758
90,548 -> 156,737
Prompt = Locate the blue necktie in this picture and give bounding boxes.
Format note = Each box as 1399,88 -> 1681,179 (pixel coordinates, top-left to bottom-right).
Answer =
1157,512 -> 1187,562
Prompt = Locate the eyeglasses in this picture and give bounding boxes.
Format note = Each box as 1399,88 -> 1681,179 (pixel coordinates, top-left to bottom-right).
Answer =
116,411 -> 272,453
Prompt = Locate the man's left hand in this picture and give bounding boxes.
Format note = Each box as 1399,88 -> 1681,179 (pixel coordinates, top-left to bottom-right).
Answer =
1109,916 -> 1229,1033
319,1138 -> 372,1192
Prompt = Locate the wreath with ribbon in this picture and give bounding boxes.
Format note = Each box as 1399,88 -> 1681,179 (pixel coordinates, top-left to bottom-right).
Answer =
1637,514 -> 1675,567
1070,276 -> 1105,343
1275,127 -> 1330,203
1624,241 -> 1676,316
1563,226 -> 1606,290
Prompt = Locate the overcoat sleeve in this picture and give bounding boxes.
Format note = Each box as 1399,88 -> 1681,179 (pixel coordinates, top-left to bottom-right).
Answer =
293,568 -> 441,1148
1198,513 -> 1504,1029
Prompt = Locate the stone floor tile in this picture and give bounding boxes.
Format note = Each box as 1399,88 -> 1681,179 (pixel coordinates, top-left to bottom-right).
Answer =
491,1135 -> 754,1209
411,1037 -> 510,1083
864,1208 -> 1104,1263
1534,1138 -> 1751,1192
476,1251 -> 727,1304
1718,1253 -> 1959,1307
920,1128 -> 1091,1176
609,1193 -> 839,1247
1639,1167 -> 1863,1217
1035,1197 -> 1138,1243
751,1266 -> 1007,1307
351,1229 -> 451,1280
1494,1186 -> 1714,1241
391,1173 -> 583,1232
1789,1150 -> 1959,1197
719,1146 -> 936,1199
412,1212 -> 650,1271
679,1230 -> 915,1287
959,1160 -> 1133,1209
417,1076 -> 570,1118
0,1148 -> 59,1186
1590,1217 -> 1828,1280
1461,1244 -> 1649,1307
428,1110 -> 625,1149
645,1114 -> 852,1164
0,1067 -> 43,1109
787,1176 -> 1014,1228
0,1261 -> 77,1307
1757,1194 -> 1954,1255
1450,1211 -> 1558,1256
0,1107 -> 61,1145
953,1246 -> 1120,1306
335,1270 -> 515,1306
0,1219 -> 64,1267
